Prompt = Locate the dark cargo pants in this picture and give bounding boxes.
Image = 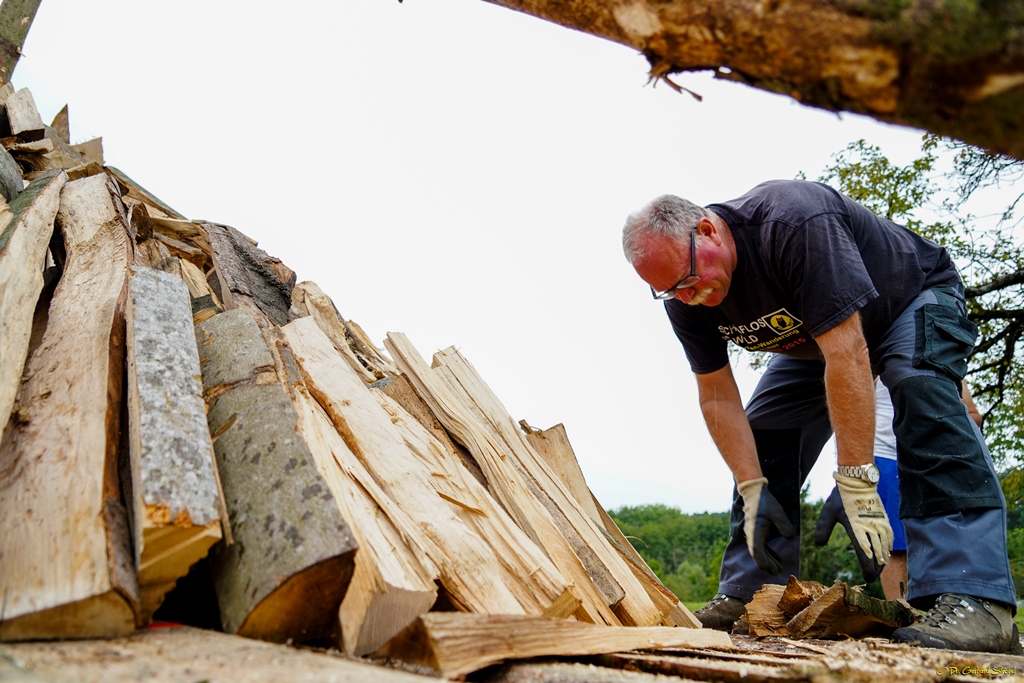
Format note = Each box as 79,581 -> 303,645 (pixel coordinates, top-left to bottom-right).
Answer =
716,286 -> 1015,609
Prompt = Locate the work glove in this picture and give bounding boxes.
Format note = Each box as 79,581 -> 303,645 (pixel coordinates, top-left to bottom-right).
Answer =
813,474 -> 893,582
737,477 -> 797,575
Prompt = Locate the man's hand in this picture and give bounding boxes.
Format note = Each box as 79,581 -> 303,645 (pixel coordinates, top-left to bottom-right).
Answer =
813,485 -> 887,582
737,477 -> 797,574
815,474 -> 893,575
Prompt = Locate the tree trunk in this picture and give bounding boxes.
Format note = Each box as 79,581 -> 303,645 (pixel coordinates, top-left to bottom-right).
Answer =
482,0 -> 1024,159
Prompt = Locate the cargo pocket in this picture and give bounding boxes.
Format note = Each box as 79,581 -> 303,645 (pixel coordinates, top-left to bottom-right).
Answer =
912,302 -> 977,383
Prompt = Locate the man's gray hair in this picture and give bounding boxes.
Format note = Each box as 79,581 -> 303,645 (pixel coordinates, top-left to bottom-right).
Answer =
622,194 -> 705,265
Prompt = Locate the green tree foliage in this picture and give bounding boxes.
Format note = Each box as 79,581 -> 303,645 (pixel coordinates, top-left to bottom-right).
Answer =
815,136 -> 1024,466
606,504 -> 728,602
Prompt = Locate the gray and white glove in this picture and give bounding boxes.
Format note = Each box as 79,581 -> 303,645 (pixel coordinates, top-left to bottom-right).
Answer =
737,477 -> 797,574
825,473 -> 893,568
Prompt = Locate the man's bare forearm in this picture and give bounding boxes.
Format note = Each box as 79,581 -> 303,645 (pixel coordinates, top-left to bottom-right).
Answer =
817,313 -> 876,467
696,365 -> 762,483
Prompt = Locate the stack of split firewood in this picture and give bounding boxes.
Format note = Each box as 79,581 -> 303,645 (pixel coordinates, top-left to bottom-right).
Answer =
0,85 -> 727,672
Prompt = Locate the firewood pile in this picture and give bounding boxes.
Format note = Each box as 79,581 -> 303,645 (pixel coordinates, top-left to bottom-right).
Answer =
2,85 -> 1024,682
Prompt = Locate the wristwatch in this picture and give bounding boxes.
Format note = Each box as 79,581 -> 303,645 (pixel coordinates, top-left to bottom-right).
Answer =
836,463 -> 880,484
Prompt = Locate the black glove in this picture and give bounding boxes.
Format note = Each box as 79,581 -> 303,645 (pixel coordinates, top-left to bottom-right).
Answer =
737,477 -> 797,574
813,484 -> 886,583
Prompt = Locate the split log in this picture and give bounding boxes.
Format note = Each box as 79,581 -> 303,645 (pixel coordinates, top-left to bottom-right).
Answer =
0,169 -> 65,429
204,222 -> 296,328
746,584 -> 790,637
0,173 -> 137,640
785,581 -> 917,639
125,267 -> 224,623
194,308 -> 358,642
154,256 -> 222,324
291,281 -> 377,383
777,576 -> 829,616
522,421 -> 697,627
282,317 -> 572,621
105,166 -> 185,220
149,216 -> 212,254
373,388 -> 579,618
3,89 -> 43,139
155,232 -> 206,268
373,613 -> 732,678
386,332 -> 622,625
589,651 -> 818,683
280,338 -> 438,656
69,137 -> 102,166
432,345 -> 665,626
49,105 -> 69,144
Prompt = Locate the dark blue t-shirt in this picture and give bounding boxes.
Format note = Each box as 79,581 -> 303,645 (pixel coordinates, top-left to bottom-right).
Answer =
667,180 -> 960,374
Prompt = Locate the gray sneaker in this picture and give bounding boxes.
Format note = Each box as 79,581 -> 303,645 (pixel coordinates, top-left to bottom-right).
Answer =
891,593 -> 1024,654
694,593 -> 749,631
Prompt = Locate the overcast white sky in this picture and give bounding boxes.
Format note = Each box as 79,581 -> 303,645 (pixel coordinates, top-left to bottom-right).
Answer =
14,0 -> 934,513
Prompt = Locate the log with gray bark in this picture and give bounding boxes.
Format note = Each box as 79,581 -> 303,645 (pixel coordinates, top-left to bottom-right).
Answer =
194,308 -> 358,642
125,267 -> 224,623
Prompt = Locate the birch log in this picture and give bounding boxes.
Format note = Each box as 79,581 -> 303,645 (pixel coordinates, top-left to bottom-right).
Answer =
0,173 -> 137,640
194,309 -> 358,642
125,267 -> 224,623
0,169 -> 66,430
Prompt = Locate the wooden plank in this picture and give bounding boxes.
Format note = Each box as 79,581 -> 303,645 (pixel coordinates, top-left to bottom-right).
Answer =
278,332 -> 438,656
0,173 -> 138,640
385,332 -> 621,626
125,267 -> 224,623
589,652 -> 815,683
431,346 -> 665,626
194,308 -> 358,642
0,625 -> 439,683
282,317 -> 571,619
0,169 -> 65,431
3,89 -> 43,137
373,388 -> 579,619
204,222 -> 295,328
374,613 -> 732,678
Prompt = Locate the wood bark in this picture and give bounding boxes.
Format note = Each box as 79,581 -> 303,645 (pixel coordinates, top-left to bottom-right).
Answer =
482,0 -> 1024,160
125,267 -> 224,623
0,169 -> 65,431
374,612 -> 732,678
0,173 -> 138,640
0,0 -> 40,85
785,581 -> 917,639
204,222 -> 296,328
282,317 -> 574,622
431,345 -> 664,626
194,308 -> 358,642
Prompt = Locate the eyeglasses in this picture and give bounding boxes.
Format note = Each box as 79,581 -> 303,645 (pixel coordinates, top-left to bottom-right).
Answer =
650,223 -> 701,300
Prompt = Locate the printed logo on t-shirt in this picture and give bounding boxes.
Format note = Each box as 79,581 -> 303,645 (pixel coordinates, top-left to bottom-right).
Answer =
717,308 -> 809,353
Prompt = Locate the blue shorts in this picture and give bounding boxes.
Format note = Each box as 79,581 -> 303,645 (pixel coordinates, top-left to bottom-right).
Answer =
876,458 -> 907,552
